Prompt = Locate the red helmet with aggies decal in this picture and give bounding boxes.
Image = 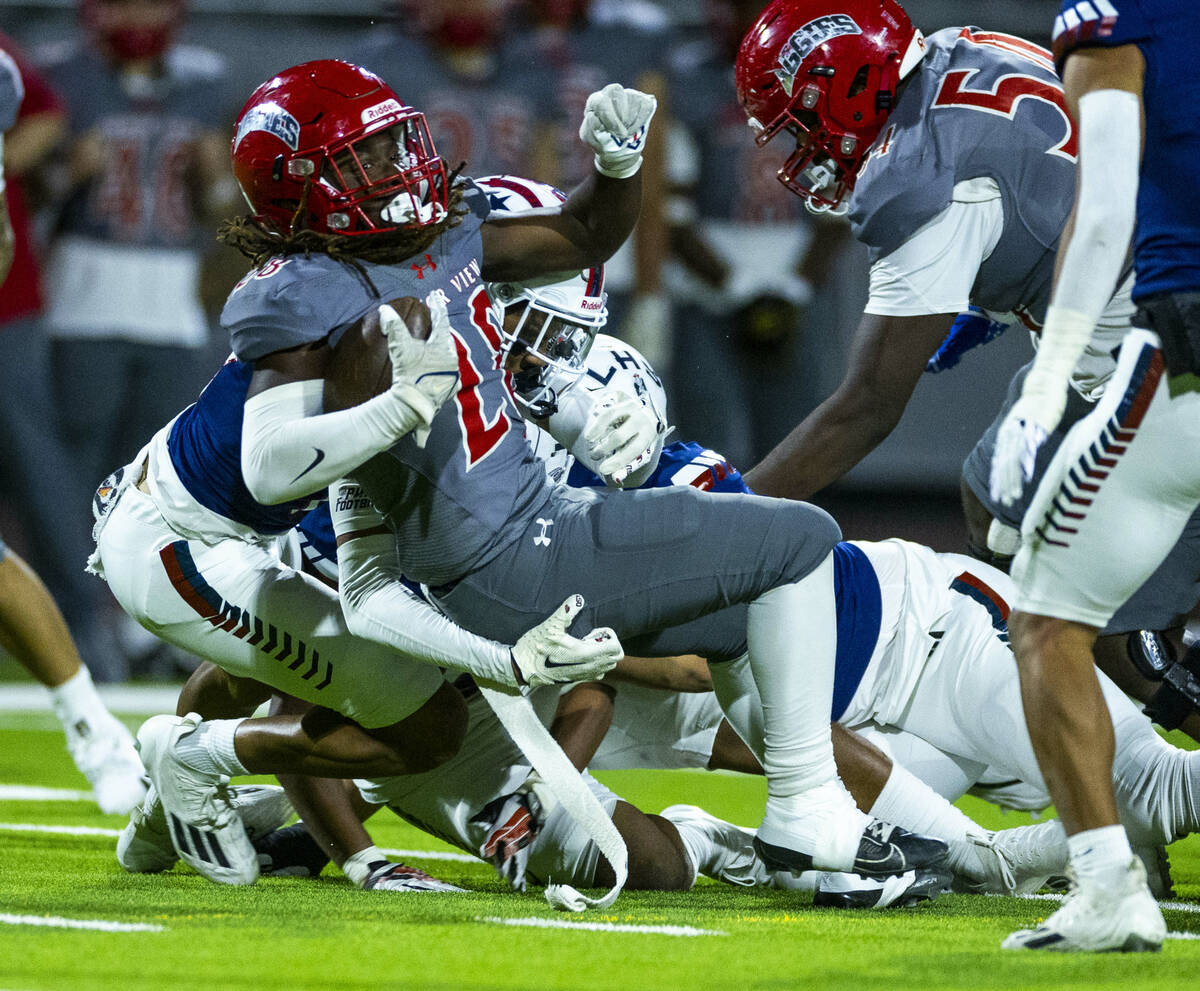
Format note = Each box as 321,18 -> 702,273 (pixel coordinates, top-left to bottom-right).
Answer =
735,0 -> 926,213
231,60 -> 448,237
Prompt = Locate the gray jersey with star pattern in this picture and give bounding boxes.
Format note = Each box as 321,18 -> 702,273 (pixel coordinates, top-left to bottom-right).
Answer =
849,27 -> 1079,325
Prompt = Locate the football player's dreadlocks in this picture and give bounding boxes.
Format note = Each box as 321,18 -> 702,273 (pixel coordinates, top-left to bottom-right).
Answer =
218,182 -> 469,272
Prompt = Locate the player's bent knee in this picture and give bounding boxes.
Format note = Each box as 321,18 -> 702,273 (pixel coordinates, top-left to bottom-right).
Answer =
368,680 -> 467,774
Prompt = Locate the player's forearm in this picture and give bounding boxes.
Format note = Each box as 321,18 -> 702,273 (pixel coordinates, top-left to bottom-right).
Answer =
331,482 -> 519,685
746,392 -> 900,499
560,169 -> 644,267
550,682 -> 617,771
336,534 -> 517,686
1033,89 -> 1140,395
241,380 -> 425,504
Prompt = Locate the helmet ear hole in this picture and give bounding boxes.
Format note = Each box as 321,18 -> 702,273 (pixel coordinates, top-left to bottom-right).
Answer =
848,65 -> 870,99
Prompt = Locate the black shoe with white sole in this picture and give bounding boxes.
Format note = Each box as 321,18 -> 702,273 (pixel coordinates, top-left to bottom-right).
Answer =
813,867 -> 954,909
754,819 -> 950,878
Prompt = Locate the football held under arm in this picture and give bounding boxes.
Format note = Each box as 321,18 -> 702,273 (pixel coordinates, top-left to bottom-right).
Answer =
241,297 -> 461,505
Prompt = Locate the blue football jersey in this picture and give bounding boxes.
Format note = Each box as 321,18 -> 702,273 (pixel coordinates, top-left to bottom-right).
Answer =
1053,0 -> 1200,298
167,358 -> 320,534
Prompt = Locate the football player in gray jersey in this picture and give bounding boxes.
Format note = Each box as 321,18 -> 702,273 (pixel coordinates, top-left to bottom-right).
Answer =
735,0 -> 1092,505
731,0 -> 1200,724
225,58 -> 943,881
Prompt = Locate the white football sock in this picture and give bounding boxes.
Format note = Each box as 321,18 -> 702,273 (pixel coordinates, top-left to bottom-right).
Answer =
342,844 -> 386,885
48,666 -> 104,729
869,760 -> 983,844
1068,825 -> 1134,889
707,654 -> 764,759
174,717 -> 249,778
745,554 -> 841,797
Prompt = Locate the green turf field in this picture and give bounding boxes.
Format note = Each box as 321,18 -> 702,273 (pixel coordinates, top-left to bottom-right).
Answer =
3,704 -> 1200,991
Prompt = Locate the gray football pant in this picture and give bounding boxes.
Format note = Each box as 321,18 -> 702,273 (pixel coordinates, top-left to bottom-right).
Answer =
431,484 -> 838,651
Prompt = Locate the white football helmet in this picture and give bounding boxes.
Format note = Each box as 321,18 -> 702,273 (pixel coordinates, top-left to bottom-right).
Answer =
476,174 -> 609,417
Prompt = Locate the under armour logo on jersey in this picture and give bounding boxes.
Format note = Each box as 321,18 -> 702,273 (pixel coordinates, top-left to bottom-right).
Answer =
411,253 -> 437,279
533,518 -> 554,547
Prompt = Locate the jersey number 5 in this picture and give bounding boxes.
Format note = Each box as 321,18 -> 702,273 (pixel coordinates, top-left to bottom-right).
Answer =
932,30 -> 1078,161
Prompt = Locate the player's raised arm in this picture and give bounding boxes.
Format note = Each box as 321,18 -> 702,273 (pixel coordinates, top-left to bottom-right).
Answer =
479,84 -> 656,282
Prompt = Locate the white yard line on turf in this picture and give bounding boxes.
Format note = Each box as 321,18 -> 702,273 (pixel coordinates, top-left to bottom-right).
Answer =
0,683 -> 181,714
1013,891 -> 1200,914
0,914 -> 164,933
0,822 -> 472,864
479,917 -> 725,937
0,822 -> 121,837
380,847 -> 477,864
0,784 -> 94,802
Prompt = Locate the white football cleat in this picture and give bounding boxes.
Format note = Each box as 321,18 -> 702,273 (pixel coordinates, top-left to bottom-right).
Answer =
135,713 -> 259,885
64,710 -> 148,815
954,820 -> 1066,895
118,781 -> 295,874
1003,859 -> 1167,952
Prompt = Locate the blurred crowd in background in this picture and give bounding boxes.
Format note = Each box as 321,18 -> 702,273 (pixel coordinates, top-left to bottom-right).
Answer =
0,0 -> 1059,680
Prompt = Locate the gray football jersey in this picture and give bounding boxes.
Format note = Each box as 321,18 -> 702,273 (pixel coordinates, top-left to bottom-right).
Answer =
850,28 -> 1078,324
224,181 -> 552,585
36,41 -> 233,250
0,46 -> 23,132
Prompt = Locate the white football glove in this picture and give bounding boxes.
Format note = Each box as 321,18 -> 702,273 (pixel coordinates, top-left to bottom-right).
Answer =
382,291 -> 461,447
469,786 -> 544,892
989,375 -> 1068,508
510,594 -> 622,688
578,83 -> 657,179
582,390 -> 666,486
361,860 -> 466,893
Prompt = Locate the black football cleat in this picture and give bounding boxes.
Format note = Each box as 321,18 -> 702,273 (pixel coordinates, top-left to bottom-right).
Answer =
812,866 -> 953,909
755,818 -> 949,878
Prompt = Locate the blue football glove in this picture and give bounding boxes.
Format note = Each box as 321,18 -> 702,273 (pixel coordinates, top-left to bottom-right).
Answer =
926,307 -> 1011,374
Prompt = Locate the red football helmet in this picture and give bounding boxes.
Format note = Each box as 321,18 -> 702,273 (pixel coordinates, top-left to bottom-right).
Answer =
231,60 -> 448,237
736,0 -> 926,212
80,0 -> 185,63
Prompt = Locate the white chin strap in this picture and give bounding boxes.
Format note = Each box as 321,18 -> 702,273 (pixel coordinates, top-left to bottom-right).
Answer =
382,193 -> 447,226
898,29 -> 927,81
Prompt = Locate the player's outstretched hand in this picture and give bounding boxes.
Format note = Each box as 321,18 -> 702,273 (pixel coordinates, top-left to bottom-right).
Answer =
989,390 -> 1063,507
382,291 -> 461,446
583,390 -> 665,486
470,787 -> 544,892
578,83 -> 657,179
511,594 -> 622,688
